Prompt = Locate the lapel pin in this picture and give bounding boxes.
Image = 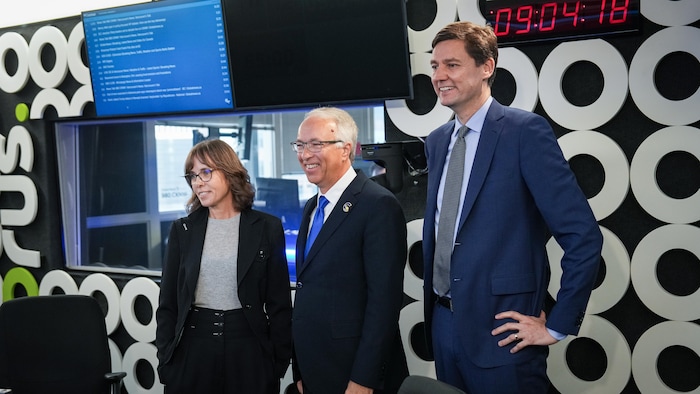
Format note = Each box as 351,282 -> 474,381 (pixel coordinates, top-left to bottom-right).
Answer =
343,202 -> 352,212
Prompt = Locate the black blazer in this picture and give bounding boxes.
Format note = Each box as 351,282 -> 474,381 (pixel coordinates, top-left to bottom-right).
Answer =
292,171 -> 408,393
156,207 -> 292,380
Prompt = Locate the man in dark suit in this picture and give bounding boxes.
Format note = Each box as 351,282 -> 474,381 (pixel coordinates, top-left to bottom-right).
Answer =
291,107 -> 408,394
422,22 -> 603,393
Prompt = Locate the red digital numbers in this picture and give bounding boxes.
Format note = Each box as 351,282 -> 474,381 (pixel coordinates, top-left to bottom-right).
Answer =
516,6 -> 534,34
495,8 -> 513,35
490,0 -> 631,38
539,3 -> 558,32
562,1 -> 580,27
600,0 -> 630,24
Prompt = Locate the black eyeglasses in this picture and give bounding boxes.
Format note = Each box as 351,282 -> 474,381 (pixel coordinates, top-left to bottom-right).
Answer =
184,168 -> 216,185
290,140 -> 342,153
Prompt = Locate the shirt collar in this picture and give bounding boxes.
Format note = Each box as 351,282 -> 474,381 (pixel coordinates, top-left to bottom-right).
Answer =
454,96 -> 493,135
318,166 -> 356,206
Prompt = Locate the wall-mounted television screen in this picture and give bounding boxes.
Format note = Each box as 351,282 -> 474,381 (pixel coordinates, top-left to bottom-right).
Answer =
82,0 -> 235,118
222,0 -> 413,111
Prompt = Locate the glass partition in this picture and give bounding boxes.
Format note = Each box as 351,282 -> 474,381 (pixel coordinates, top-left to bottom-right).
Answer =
55,106 -> 385,280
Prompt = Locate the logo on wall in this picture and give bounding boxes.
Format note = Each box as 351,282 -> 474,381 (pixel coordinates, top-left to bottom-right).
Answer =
0,27 -> 50,273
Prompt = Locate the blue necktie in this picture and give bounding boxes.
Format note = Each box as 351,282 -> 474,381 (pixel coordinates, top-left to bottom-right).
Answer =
305,196 -> 329,258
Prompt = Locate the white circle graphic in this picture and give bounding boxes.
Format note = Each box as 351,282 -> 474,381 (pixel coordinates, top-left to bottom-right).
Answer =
630,126 -> 700,224
0,32 -> 30,93
122,342 -> 163,394
120,277 -> 159,343
67,21 -> 90,85
68,84 -> 95,117
632,321 -> 700,394
640,0 -> 700,27
631,224 -> 700,321
108,338 -> 124,374
29,88 -> 71,119
457,0 -> 486,28
404,219 -> 425,301
548,315 -> 631,393
28,25 -> 68,89
385,52 -> 454,138
407,0 -> 458,54
497,47 -> 539,112
629,26 -> 700,126
38,269 -> 79,295
539,39 -> 628,130
79,273 -> 122,335
558,130 -> 629,221
399,301 -> 435,378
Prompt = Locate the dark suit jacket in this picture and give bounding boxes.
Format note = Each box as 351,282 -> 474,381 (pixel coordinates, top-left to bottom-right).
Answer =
423,99 -> 603,368
292,171 -> 408,393
155,207 -> 292,380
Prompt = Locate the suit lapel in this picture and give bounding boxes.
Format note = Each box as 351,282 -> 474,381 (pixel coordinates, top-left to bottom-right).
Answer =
297,172 -> 365,275
457,101 -> 504,233
237,210 -> 261,285
183,209 -> 208,296
423,122 -> 455,252
296,199 -> 315,275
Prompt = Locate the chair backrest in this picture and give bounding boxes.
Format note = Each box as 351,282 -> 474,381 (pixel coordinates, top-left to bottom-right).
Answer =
0,295 -> 114,394
398,375 -> 467,394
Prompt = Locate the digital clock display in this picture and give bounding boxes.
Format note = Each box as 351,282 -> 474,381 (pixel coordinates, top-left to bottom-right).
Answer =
479,0 -> 641,45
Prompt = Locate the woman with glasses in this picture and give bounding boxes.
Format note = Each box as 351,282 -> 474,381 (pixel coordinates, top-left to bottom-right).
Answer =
156,139 -> 292,394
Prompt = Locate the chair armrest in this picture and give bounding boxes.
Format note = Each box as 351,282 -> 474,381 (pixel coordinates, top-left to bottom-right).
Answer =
106,372 -> 127,382
105,371 -> 127,394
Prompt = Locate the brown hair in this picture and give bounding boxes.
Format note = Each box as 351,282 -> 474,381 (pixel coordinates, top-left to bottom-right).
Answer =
184,139 -> 255,213
432,21 -> 498,86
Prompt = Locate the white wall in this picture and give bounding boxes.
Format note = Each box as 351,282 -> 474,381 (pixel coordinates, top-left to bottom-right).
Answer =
0,0 -> 146,28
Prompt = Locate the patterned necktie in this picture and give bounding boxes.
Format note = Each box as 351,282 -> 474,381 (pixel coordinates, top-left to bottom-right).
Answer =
305,196 -> 329,258
433,126 -> 468,296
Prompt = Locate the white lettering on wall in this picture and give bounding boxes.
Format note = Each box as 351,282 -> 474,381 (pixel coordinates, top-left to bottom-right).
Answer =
0,126 -> 39,268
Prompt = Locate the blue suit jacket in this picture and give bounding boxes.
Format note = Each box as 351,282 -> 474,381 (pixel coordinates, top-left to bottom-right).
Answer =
422,99 -> 602,368
292,171 -> 408,393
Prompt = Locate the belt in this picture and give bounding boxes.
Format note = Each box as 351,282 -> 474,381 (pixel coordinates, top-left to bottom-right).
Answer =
436,295 -> 453,311
186,307 -> 247,337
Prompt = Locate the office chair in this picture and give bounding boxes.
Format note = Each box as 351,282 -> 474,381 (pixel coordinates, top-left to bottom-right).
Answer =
398,375 -> 467,394
0,295 -> 126,394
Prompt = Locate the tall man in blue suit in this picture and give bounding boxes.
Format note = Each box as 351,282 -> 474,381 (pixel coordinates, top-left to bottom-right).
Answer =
422,21 -> 603,393
291,107 -> 408,394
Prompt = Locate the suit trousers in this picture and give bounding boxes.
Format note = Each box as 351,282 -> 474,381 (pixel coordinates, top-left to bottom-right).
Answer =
162,307 -> 278,394
431,302 -> 550,394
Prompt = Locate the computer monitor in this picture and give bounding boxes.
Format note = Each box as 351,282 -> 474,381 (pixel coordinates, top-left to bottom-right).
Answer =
82,0 -> 235,118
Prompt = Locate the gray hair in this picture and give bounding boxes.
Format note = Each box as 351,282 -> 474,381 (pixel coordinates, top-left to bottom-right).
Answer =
304,107 -> 358,161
